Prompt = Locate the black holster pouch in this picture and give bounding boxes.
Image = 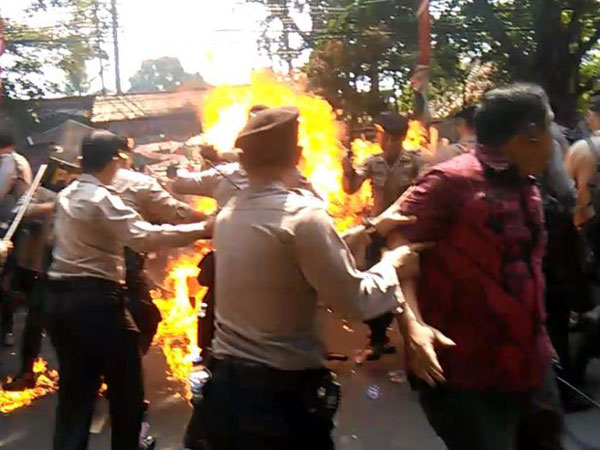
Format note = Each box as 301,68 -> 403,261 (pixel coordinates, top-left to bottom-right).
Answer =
304,370 -> 341,421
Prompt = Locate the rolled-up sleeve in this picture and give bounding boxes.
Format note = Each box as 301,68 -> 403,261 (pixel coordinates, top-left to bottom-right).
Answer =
294,206 -> 402,321
99,194 -> 209,253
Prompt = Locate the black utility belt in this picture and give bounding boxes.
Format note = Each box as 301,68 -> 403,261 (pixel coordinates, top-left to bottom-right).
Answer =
48,276 -> 124,293
209,356 -> 328,391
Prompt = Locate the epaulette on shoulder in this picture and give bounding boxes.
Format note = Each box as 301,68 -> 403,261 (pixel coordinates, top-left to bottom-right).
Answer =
288,188 -> 326,209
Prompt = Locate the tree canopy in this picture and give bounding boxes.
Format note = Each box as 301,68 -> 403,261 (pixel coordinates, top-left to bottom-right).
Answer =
1,0 -> 111,99
255,0 -> 600,124
434,0 -> 600,124
128,57 -> 208,93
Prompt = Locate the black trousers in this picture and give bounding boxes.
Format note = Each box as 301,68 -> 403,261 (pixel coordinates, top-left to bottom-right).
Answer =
45,278 -> 144,450
417,367 -> 563,450
185,358 -> 335,450
124,248 -> 161,355
0,263 -> 15,335
14,268 -> 46,374
125,278 -> 161,356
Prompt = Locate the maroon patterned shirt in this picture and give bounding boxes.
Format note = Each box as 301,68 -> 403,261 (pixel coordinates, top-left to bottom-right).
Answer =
394,147 -> 554,392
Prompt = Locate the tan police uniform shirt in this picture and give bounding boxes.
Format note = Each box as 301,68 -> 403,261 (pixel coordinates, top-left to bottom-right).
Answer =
13,186 -> 56,273
0,152 -> 33,233
0,152 -> 32,202
343,151 -> 421,216
111,168 -> 199,224
212,181 -> 404,370
49,174 -> 210,283
174,162 -> 318,208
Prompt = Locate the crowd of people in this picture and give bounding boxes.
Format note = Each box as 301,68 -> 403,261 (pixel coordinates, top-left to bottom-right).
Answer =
0,82 -> 599,450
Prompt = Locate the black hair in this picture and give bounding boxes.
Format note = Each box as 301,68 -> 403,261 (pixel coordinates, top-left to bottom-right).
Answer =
81,153 -> 114,173
0,127 -> 14,149
454,106 -> 476,129
475,83 -> 550,148
81,139 -> 115,173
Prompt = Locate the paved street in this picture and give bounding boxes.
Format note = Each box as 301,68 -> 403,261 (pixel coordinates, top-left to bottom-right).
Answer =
1,310 -> 599,450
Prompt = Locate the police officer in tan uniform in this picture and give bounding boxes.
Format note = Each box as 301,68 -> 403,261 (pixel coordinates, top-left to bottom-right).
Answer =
342,112 -> 422,363
0,127 -> 32,347
113,152 -> 205,354
3,185 -> 56,391
46,131 -> 213,450
185,106 -> 451,450
342,112 -> 421,216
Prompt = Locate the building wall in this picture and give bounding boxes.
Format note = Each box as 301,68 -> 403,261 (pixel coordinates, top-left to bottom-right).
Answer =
100,112 -> 202,143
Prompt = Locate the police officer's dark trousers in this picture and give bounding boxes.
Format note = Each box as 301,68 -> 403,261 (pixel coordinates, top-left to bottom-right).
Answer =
45,277 -> 144,450
124,248 -> 161,355
185,357 -> 335,450
14,268 -> 46,374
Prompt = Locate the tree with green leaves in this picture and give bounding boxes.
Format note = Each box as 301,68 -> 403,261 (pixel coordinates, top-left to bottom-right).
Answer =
300,0 -> 419,125
1,0 -> 111,99
268,0 -> 600,124
128,57 -> 208,93
430,0 -> 600,124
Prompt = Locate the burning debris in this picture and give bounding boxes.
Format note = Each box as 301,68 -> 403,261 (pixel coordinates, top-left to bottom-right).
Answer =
0,359 -> 58,414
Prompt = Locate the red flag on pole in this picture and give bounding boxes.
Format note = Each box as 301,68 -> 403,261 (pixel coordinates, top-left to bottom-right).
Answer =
411,0 -> 431,123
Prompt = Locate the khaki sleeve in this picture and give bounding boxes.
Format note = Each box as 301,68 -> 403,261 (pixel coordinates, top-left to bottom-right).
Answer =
140,177 -> 203,224
294,205 -> 402,321
172,167 -> 223,197
98,192 -> 210,253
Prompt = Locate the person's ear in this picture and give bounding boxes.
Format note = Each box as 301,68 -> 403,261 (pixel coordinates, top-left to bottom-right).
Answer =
525,123 -> 542,142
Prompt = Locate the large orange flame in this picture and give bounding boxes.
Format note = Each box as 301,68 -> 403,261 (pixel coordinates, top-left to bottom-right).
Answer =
0,359 -> 59,414
1,72 -> 429,411
153,72 -> 430,395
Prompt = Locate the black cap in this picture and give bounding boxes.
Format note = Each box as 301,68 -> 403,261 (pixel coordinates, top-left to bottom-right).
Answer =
81,130 -> 131,172
0,126 -> 14,149
374,112 -> 409,136
590,96 -> 600,113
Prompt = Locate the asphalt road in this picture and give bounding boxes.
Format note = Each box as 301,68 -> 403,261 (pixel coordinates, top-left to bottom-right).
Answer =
1,310 -> 599,450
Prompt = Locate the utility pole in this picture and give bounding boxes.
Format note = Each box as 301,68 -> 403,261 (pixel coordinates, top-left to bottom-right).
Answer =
110,0 -> 122,94
411,0 -> 431,122
93,1 -> 106,94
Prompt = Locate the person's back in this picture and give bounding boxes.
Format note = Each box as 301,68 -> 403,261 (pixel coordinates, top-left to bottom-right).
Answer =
51,176 -> 126,281
189,106 -> 447,450
214,186 -> 326,369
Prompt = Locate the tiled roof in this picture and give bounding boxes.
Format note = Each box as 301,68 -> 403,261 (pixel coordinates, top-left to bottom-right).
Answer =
92,89 -> 208,123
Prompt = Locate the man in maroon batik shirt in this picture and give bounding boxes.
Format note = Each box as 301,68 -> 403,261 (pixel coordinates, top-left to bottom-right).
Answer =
380,84 -> 563,450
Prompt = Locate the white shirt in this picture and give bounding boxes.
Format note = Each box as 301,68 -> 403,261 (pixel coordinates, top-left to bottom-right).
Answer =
49,174 -> 209,282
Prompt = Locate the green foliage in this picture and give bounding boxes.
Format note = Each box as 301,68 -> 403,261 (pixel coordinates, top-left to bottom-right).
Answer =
2,0 -> 110,99
433,0 -> 600,122
128,57 -> 208,93
261,0 -> 600,123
